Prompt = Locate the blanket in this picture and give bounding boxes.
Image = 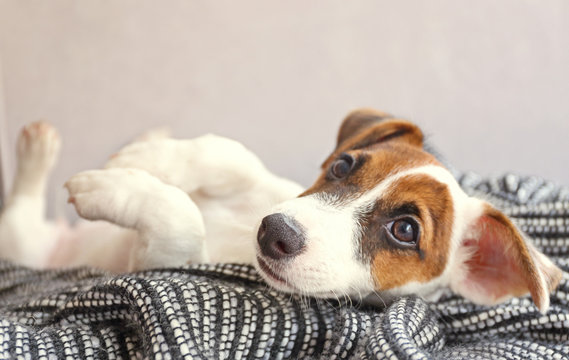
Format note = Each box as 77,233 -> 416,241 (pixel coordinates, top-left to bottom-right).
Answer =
0,172 -> 568,359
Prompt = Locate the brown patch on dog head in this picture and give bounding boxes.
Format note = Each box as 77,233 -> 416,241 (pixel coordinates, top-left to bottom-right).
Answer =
337,108 -> 393,147
361,174 -> 454,290
301,109 -> 431,200
337,119 -> 423,154
300,143 -> 440,201
327,119 -> 424,170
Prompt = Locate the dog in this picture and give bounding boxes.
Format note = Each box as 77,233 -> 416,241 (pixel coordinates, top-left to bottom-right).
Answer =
0,109 -> 562,313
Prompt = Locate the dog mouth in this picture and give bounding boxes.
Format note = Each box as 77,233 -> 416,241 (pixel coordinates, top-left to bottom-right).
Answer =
256,256 -> 287,284
256,256 -> 370,300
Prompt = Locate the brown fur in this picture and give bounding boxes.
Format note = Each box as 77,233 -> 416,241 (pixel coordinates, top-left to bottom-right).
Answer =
301,113 -> 435,200
300,144 -> 439,200
367,174 -> 454,289
336,108 -> 393,147
326,119 -> 424,169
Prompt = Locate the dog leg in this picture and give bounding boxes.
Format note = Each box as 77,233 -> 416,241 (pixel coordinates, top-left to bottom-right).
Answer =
65,168 -> 207,270
104,134 -> 272,197
0,122 -> 61,267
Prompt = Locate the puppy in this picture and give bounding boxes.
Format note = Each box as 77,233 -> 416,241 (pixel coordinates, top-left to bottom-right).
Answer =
0,109 -> 562,313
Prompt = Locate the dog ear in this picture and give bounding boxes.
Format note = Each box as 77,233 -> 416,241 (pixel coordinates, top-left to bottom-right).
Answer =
451,202 -> 563,313
337,108 -> 393,146
336,108 -> 424,152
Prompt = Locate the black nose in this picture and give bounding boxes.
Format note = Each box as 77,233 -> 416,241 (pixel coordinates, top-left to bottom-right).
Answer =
257,213 -> 305,260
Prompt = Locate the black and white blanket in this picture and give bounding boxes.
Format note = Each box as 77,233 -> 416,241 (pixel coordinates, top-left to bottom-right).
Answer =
0,172 -> 568,359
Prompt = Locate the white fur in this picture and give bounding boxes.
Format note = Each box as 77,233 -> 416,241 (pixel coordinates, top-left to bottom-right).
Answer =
0,122 -> 61,267
257,195 -> 375,298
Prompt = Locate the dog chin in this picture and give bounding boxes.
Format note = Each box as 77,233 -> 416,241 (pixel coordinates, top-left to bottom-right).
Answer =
254,256 -> 295,291
254,255 -> 319,295
254,255 -> 369,300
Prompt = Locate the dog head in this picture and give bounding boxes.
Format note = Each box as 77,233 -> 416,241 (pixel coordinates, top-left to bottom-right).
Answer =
255,108 -> 562,313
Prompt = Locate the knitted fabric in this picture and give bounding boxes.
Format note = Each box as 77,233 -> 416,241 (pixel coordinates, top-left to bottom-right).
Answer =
0,172 -> 568,359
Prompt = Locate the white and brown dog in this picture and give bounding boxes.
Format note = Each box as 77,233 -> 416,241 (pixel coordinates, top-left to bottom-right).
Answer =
0,109 -> 562,313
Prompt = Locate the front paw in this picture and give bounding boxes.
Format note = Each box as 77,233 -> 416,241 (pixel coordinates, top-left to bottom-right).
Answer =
65,167 -> 204,235
65,168 -> 159,227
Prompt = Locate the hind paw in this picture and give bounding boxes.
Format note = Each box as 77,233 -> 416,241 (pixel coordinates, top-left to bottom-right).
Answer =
16,121 -> 61,174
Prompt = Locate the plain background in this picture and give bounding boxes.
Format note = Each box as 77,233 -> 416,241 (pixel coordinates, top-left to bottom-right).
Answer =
0,1 -> 568,218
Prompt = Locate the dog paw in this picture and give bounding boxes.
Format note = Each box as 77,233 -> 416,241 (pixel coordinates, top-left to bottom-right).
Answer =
65,168 -> 201,231
16,121 -> 61,175
65,168 -> 156,227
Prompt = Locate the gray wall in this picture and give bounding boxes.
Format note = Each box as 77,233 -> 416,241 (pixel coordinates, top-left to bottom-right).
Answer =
0,57 -> 6,205
0,1 -> 568,217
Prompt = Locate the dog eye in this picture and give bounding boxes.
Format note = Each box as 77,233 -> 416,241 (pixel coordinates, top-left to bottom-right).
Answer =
329,154 -> 355,179
387,218 -> 419,246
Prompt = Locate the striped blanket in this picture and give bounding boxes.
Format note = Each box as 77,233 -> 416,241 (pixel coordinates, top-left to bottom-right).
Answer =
0,172 -> 568,359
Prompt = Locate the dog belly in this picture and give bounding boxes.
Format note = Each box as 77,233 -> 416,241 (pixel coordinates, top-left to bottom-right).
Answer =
47,221 -> 137,272
192,192 -> 266,264
197,202 -> 257,264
